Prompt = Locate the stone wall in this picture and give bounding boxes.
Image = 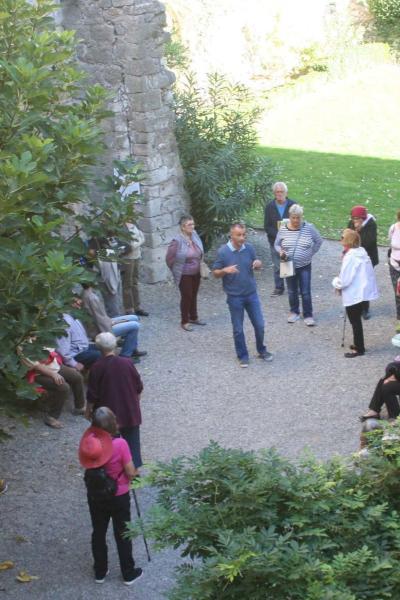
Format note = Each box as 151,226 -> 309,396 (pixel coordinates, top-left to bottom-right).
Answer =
60,0 -> 188,282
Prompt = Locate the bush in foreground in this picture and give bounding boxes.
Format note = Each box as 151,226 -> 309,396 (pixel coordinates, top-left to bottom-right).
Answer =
128,424 -> 400,599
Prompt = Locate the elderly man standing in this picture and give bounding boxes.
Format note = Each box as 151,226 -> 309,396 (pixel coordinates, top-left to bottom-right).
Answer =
85,333 -> 143,471
264,182 -> 295,296
213,223 -> 273,368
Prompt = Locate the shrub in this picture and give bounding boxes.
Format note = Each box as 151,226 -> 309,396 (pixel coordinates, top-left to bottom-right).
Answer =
128,427 -> 400,599
367,0 -> 400,53
174,72 -> 274,249
0,0 -> 141,415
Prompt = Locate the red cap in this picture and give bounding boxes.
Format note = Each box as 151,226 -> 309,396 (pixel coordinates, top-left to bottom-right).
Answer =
351,205 -> 367,219
78,426 -> 113,469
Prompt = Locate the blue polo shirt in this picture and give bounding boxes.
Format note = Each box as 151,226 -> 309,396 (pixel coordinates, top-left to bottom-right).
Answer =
213,242 -> 257,296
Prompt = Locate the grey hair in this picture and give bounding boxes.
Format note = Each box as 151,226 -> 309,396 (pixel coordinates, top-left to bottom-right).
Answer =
272,181 -> 288,194
92,407 -> 117,436
289,204 -> 304,217
95,332 -> 117,352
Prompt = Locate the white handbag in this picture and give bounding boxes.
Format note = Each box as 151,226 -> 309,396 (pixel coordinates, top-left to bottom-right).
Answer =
280,260 -> 294,278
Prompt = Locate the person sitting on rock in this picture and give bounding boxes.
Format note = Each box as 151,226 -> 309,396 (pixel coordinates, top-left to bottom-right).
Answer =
81,283 -> 146,362
361,361 -> 400,422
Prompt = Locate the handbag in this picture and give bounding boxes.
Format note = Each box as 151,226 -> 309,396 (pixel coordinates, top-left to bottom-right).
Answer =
280,260 -> 294,278
200,260 -> 210,279
279,227 -> 303,278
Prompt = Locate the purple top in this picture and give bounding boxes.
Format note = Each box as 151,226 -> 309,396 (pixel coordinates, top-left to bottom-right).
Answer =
166,232 -> 204,285
87,355 -> 143,428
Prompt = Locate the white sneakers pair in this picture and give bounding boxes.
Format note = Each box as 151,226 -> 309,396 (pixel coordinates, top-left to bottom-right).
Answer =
287,313 -> 315,326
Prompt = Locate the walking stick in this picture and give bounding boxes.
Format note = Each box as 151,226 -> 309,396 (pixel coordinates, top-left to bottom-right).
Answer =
341,313 -> 347,348
131,488 -> 152,562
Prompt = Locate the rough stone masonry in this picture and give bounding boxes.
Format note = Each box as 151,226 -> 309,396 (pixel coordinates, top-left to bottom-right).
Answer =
60,0 -> 188,282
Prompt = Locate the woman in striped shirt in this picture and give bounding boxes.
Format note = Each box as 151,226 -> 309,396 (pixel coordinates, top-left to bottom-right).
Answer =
274,204 -> 323,326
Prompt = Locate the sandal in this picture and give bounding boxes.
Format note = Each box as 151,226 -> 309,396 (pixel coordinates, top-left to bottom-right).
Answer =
344,351 -> 365,358
359,413 -> 380,422
189,319 -> 207,326
181,323 -> 193,332
44,416 -> 64,429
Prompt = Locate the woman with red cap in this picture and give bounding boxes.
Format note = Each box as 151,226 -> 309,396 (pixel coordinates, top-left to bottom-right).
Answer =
79,407 -> 143,586
348,205 -> 378,319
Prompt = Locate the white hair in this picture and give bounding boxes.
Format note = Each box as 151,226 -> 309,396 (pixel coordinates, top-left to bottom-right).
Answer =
95,332 -> 117,352
289,204 -> 303,217
272,181 -> 288,194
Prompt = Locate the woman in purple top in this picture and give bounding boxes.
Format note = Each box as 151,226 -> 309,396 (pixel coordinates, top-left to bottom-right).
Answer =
86,332 -> 143,469
166,214 -> 206,331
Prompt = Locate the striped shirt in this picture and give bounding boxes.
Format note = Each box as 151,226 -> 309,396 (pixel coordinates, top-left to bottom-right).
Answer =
274,222 -> 322,268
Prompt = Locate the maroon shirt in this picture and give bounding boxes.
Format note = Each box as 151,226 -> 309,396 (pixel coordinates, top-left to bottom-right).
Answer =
87,355 -> 143,428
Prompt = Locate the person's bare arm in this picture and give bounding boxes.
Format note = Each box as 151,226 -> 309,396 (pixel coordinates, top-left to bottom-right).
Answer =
213,265 -> 239,278
32,363 -> 65,385
124,460 -> 139,479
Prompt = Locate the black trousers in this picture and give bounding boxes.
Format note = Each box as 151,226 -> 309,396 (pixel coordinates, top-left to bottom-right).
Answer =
369,378 -> 400,419
88,492 -> 135,580
345,302 -> 365,353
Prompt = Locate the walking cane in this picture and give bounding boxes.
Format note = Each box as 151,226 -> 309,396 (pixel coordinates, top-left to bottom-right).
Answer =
132,488 -> 152,562
341,313 -> 347,348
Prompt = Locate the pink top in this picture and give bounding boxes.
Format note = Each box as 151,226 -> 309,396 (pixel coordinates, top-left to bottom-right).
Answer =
104,438 -> 132,496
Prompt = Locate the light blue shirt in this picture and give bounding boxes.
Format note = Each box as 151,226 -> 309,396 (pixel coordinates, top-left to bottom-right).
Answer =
227,241 -> 246,252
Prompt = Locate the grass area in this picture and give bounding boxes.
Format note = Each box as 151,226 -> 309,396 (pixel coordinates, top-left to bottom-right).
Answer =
247,147 -> 400,244
247,59 -> 400,243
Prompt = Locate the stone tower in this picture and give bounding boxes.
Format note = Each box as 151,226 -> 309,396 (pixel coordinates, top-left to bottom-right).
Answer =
60,0 -> 188,282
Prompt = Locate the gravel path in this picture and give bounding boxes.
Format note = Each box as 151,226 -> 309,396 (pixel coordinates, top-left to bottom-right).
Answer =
1,233 -> 397,599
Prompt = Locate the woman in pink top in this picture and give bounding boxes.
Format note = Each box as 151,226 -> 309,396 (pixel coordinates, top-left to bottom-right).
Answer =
389,210 -> 400,332
79,407 -> 143,586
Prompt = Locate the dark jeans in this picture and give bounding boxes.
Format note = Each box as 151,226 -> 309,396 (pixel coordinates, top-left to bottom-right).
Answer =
369,378 -> 400,418
346,302 -> 365,353
227,291 -> 266,360
75,344 -> 102,368
269,242 -> 284,291
179,273 -> 201,324
120,426 -> 143,468
389,263 -> 400,320
88,492 -> 135,581
286,263 -> 313,318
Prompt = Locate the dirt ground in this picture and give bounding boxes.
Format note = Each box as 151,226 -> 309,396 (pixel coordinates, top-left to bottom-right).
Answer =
1,233 -> 397,599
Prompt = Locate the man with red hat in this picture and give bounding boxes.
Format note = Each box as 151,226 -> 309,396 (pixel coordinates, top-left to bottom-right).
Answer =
348,205 -> 379,319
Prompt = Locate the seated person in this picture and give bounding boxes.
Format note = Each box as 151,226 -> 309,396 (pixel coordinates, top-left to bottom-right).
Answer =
361,361 -> 400,421
23,349 -> 86,429
56,306 -> 101,370
81,284 -> 146,359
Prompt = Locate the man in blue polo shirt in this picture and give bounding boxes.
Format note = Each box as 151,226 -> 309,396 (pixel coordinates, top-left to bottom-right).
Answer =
213,223 -> 273,368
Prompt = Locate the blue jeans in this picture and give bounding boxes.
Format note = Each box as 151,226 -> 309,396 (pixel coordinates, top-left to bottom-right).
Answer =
269,242 -> 284,291
286,263 -> 313,318
112,315 -> 140,357
75,343 -> 102,367
227,291 -> 266,360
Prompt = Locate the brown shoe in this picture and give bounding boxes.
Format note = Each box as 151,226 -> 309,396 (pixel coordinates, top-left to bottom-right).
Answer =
181,323 -> 193,332
189,319 -> 206,326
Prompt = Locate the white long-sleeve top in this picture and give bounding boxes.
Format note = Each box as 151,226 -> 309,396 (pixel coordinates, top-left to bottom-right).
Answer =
332,247 -> 378,307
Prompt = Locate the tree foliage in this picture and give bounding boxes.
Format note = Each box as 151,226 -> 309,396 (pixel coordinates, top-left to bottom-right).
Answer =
128,424 -> 400,599
367,0 -> 400,53
0,0 -> 141,414
174,72 -> 274,248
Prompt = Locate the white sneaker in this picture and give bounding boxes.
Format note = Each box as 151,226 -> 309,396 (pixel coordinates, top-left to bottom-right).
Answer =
304,317 -> 315,327
287,313 -> 300,323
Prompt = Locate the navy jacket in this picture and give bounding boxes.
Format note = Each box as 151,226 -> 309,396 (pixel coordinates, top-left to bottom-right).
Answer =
264,198 -> 295,243
347,216 -> 379,267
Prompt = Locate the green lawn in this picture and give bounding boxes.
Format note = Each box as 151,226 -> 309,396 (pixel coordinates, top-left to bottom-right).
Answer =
247,147 -> 400,244
246,56 -> 400,243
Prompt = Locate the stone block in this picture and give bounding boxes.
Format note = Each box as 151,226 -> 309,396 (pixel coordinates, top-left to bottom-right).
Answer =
139,212 -> 172,233
124,58 -> 160,77
141,247 -> 169,283
133,143 -> 148,156
124,75 -> 144,94
145,165 -> 169,185
132,91 -> 162,112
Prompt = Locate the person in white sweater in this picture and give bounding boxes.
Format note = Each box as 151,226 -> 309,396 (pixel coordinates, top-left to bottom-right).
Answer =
332,229 -> 378,358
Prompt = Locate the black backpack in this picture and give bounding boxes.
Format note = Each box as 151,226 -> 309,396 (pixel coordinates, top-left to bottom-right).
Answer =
84,467 -> 117,503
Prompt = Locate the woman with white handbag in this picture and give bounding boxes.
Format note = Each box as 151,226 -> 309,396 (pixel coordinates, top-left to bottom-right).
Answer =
274,204 -> 322,326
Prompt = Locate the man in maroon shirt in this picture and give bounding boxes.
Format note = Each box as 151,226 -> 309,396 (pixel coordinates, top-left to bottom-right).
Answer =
85,332 -> 143,471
